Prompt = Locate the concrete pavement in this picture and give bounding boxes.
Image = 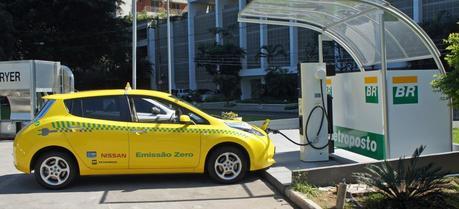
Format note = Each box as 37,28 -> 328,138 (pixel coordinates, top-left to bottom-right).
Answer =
264,129 -> 376,192
0,140 -> 293,209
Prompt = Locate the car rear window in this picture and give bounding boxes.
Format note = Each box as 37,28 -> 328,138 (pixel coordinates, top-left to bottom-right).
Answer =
64,96 -> 130,122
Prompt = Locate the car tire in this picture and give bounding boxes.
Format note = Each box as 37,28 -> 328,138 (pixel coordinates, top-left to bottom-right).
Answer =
34,151 -> 77,189
207,146 -> 248,184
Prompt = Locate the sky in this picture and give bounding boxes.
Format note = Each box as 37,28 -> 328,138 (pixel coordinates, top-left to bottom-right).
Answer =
119,0 -> 132,17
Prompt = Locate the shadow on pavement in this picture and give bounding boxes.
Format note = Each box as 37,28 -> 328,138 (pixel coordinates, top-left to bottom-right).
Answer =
0,172 -> 261,193
0,174 -> 282,204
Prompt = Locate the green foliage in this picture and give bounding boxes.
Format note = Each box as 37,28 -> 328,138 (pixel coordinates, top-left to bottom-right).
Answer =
238,98 -> 296,104
254,44 -> 297,100
354,146 -> 453,209
0,3 -> 15,60
0,0 -> 149,90
195,38 -> 246,102
453,128 -> 459,144
445,33 -> 459,70
360,193 -> 387,209
255,44 -> 287,65
292,182 -> 320,198
432,33 -> 459,108
265,67 -> 297,100
221,112 -> 239,120
292,172 -> 321,198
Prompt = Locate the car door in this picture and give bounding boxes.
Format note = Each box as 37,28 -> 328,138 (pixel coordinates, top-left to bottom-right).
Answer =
64,95 -> 130,169
127,95 -> 203,169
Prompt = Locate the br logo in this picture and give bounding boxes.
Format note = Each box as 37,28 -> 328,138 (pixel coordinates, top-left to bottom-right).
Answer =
364,76 -> 378,104
392,76 -> 418,104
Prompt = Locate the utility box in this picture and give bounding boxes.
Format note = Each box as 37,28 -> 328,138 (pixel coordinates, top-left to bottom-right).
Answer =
329,70 -> 451,159
0,60 -> 74,138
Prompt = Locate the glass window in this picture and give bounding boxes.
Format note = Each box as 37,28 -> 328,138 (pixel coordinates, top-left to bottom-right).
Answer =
33,100 -> 55,122
130,96 -> 209,125
64,96 -> 130,122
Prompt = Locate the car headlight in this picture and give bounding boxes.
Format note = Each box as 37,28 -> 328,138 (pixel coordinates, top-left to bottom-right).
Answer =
225,121 -> 265,137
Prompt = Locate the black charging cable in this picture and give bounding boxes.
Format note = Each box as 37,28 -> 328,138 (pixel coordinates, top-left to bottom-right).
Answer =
267,79 -> 330,150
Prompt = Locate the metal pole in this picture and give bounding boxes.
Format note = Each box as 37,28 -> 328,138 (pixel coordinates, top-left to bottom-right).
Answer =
167,0 -> 172,94
132,0 -> 137,89
318,34 -> 323,63
379,12 -> 390,159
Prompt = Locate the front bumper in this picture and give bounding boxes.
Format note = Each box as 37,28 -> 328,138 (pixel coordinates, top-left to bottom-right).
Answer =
251,136 -> 276,171
13,140 -> 30,174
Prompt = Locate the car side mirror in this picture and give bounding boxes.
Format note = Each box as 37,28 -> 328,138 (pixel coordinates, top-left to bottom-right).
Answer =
179,115 -> 194,125
151,107 -> 161,115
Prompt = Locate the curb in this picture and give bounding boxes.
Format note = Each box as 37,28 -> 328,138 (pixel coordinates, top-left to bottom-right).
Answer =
285,189 -> 323,209
261,168 -> 289,194
262,170 -> 322,209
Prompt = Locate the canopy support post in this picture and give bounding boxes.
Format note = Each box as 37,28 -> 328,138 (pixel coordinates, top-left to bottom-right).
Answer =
318,34 -> 323,63
379,12 -> 390,159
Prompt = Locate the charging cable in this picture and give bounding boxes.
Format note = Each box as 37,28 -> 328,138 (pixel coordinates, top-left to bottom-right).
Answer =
267,79 -> 329,150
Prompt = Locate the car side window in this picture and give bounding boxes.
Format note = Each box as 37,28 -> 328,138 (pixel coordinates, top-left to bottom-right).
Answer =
64,96 -> 130,122
131,97 -> 176,123
130,96 -> 209,124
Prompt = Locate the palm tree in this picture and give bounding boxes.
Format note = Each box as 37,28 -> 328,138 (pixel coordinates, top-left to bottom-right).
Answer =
255,44 -> 288,68
354,146 -> 453,209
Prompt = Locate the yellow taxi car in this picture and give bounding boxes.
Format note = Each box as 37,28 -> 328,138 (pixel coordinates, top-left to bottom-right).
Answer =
13,88 -> 275,189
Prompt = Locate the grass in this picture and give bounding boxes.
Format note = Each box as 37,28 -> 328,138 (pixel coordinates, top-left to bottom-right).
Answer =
445,177 -> 459,208
240,115 -> 270,122
293,183 -> 340,209
453,128 -> 459,144
292,182 -> 320,198
293,178 -> 459,209
238,98 -> 297,104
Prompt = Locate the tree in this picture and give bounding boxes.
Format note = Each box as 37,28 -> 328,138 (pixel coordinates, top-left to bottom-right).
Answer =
255,44 -> 297,101
195,27 -> 246,103
255,44 -> 287,65
0,3 -> 15,60
264,67 -> 297,100
432,33 -> 459,108
195,42 -> 246,103
1,0 -> 137,90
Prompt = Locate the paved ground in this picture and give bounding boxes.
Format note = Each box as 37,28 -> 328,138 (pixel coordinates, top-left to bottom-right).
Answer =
0,140 -> 294,209
265,129 -> 377,187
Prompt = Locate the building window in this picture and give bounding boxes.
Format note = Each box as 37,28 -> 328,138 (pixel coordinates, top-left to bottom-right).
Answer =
152,0 -> 161,8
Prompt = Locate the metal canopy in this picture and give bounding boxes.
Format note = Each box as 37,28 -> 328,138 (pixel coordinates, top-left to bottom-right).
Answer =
238,0 -> 445,74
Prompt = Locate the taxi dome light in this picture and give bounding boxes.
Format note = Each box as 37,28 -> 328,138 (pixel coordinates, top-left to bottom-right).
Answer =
125,82 -> 132,90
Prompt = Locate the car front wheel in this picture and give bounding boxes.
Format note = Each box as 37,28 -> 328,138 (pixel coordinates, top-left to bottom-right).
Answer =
34,151 -> 77,189
207,146 -> 248,184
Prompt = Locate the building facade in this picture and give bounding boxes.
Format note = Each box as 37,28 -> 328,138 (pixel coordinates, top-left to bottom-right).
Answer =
137,0 -> 188,17
138,0 -> 459,99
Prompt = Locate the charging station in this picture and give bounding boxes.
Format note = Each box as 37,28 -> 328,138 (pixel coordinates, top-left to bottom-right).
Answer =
298,63 -> 329,162
239,0 -> 453,162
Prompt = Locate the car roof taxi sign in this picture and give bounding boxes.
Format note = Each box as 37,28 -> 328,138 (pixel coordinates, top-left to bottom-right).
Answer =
125,82 -> 132,90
